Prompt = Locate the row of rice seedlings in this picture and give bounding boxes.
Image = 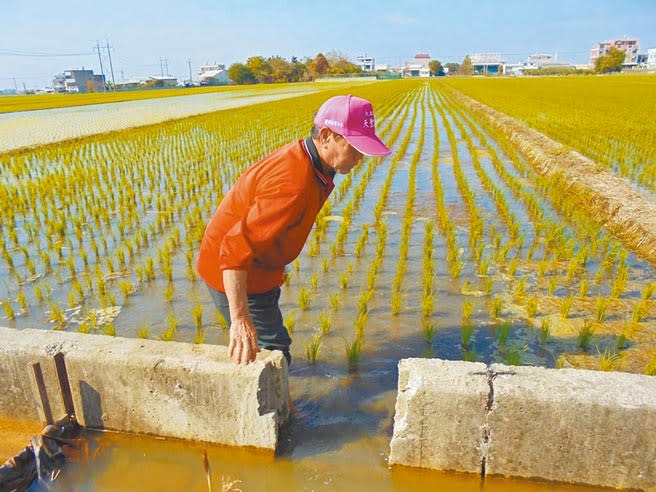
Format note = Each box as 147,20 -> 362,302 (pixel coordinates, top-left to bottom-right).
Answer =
391,90 -> 425,314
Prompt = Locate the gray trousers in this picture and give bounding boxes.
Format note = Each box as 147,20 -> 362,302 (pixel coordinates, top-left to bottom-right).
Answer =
206,283 -> 292,366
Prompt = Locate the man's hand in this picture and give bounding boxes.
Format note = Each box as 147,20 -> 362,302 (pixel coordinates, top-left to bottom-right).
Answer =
228,317 -> 260,364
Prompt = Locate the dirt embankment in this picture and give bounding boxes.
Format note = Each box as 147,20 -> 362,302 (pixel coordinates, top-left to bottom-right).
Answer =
449,89 -> 656,267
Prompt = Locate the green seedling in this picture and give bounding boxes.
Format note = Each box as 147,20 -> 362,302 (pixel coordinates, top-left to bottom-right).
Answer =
192,304 -> 203,331
598,347 -> 620,372
539,318 -> 551,344
318,310 -> 332,334
497,322 -> 511,347
284,312 -> 296,334
559,296 -> 574,319
330,293 -> 341,312
305,333 -> 322,364
595,297 -> 609,323
505,343 -> 522,366
345,336 -> 362,372
490,296 -> 503,319
421,317 -> 436,344
577,320 -> 594,350
526,296 -> 538,319
298,287 -> 311,311
461,323 -> 474,349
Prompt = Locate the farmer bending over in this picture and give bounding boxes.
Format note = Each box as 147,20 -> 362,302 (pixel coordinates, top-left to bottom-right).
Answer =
197,95 -> 391,365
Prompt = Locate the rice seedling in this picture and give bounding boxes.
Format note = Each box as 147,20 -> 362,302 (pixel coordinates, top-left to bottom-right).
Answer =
489,296 -> 503,319
539,318 -> 551,344
354,310 -> 368,337
339,270 -> 350,289
310,273 -> 319,290
305,333 -> 322,364
505,343 -> 522,366
161,313 -> 178,341
137,322 -> 150,339
78,319 -> 91,334
284,311 -> 296,334
598,347 -> 621,372
461,323 -> 474,349
579,278 -> 589,298
497,321 -> 511,347
641,282 -> 656,301
2,300 -> 15,320
391,291 -> 402,315
421,317 -> 437,344
548,278 -> 558,296
421,292 -> 434,319
103,322 -> 116,337
297,286 -> 310,311
632,300 -> 649,323
462,300 -> 474,326
215,311 -> 229,331
526,296 -> 538,319
164,283 -> 175,303
345,336 -> 362,372
559,296 -> 575,319
645,354 -> 656,376
322,258 -> 330,273
577,320 -> 594,350
329,293 -> 341,312
595,297 -> 610,323
192,303 -> 203,331
463,349 -> 478,362
318,310 -> 332,334
118,279 -> 134,303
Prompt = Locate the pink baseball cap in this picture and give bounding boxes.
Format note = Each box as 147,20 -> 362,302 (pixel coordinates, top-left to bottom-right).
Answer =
314,95 -> 391,157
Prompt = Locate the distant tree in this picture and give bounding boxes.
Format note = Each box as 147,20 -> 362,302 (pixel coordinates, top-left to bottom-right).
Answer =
290,56 -> 309,82
326,51 -> 362,75
459,56 -> 473,76
445,62 -> 459,75
309,53 -> 330,77
268,56 -> 293,83
246,56 -> 272,83
429,60 -> 444,76
595,46 -> 625,73
227,63 -> 256,85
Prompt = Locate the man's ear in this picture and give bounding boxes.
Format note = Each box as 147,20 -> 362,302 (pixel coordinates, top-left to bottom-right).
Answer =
318,127 -> 333,146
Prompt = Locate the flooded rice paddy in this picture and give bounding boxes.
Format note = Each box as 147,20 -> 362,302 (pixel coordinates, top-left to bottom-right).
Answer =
1,79 -> 655,490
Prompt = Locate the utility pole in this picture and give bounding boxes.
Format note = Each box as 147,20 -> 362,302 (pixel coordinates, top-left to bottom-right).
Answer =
105,40 -> 116,89
187,59 -> 192,84
12,78 -> 18,91
160,57 -> 165,77
164,58 -> 169,76
96,41 -> 106,92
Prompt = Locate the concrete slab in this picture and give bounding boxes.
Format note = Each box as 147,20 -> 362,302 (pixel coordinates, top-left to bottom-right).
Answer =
389,358 -> 489,473
488,363 -> 656,491
0,327 -> 288,450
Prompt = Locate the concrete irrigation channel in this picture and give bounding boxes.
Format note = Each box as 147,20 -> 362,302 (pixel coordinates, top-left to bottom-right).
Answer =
2,327 -> 656,491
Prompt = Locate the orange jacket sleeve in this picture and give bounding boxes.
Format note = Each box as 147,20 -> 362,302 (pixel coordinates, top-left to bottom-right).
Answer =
218,188 -> 306,271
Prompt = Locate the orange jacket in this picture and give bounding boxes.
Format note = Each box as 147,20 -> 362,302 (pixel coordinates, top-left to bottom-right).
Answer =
197,139 -> 334,294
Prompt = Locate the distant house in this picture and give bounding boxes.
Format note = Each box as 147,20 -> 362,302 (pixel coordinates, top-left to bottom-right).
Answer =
590,38 -> 640,68
471,53 -> 505,74
404,53 -> 431,77
356,54 -> 375,72
60,69 -> 106,93
148,75 -> 178,87
648,48 -> 656,71
198,64 -> 228,85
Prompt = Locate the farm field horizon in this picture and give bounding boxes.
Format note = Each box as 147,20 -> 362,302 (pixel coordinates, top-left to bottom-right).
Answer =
2,75 -> 656,491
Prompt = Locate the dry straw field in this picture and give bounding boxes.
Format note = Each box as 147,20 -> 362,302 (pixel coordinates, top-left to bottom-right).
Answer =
1,76 -> 656,376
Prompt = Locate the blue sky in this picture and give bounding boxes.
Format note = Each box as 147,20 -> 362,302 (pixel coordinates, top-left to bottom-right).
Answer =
1,0 -> 655,89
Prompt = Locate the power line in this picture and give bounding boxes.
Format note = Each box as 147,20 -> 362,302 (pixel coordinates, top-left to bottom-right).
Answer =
0,48 -> 95,57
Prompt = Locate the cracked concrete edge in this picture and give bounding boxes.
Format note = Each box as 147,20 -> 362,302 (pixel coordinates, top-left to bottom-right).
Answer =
390,358 -> 656,492
0,326 -> 289,450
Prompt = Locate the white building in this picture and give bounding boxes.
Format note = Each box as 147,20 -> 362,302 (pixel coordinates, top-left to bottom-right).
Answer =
471,53 -> 505,74
404,53 -> 431,77
590,38 -> 640,67
648,48 -> 656,71
198,64 -> 228,85
356,54 -> 375,72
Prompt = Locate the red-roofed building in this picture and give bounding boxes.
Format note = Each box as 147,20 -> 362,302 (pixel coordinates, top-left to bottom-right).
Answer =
404,53 -> 431,77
